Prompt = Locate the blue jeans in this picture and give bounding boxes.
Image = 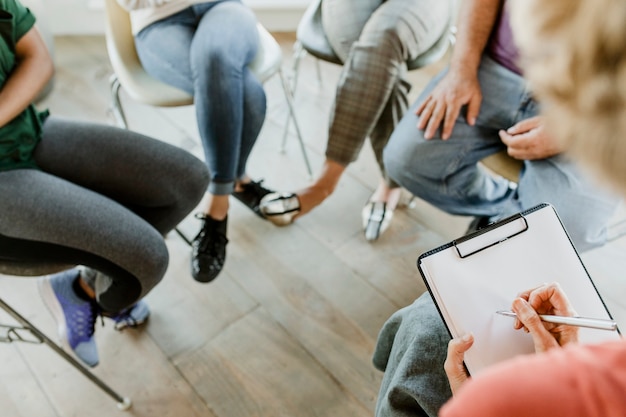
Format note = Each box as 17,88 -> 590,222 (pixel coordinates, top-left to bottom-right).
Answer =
384,56 -> 619,252
135,0 -> 266,195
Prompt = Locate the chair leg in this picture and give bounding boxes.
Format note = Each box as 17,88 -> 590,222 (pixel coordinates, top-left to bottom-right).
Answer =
109,74 -> 128,129
174,227 -> 193,246
314,59 -> 323,86
278,69 -> 314,180
290,41 -> 306,91
281,42 -> 307,153
0,297 -> 132,411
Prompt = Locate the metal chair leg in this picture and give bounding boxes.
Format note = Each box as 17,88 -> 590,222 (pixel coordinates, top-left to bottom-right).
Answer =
0,297 -> 132,411
281,42 -> 307,153
278,69 -> 313,180
174,227 -> 192,246
109,74 -> 128,129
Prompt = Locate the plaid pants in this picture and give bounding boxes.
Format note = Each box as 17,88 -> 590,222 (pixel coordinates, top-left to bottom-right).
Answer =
321,0 -> 450,185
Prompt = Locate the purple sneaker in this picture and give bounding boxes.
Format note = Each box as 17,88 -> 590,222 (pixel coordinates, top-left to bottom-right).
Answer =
39,269 -> 99,367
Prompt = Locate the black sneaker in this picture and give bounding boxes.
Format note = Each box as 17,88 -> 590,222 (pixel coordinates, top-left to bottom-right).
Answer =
232,180 -> 273,219
191,214 -> 228,283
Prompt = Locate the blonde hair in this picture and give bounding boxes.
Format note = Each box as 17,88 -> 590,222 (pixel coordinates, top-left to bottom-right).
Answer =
510,0 -> 626,195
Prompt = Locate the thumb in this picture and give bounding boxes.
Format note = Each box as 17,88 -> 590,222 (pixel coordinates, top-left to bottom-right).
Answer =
444,333 -> 474,395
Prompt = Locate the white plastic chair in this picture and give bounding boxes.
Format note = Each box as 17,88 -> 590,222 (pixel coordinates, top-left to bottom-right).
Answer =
103,0 -> 313,179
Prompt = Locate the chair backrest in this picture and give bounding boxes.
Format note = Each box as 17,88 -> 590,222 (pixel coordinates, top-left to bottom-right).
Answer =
103,0 -> 193,107
103,0 -> 282,104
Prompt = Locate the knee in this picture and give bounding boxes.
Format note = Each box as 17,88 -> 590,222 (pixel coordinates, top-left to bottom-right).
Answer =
361,21 -> 405,57
137,237 -> 170,294
383,133 -> 419,184
186,155 -> 211,203
192,41 -> 249,74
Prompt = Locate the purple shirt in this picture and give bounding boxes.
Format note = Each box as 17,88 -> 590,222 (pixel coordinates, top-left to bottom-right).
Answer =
486,2 -> 522,75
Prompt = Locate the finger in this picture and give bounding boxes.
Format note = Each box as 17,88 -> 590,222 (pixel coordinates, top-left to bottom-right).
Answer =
417,100 -> 435,130
499,130 -> 530,160
441,102 -> 461,140
444,333 -> 474,395
507,115 -> 542,134
466,95 -> 482,126
527,282 -> 577,316
424,102 -> 446,139
416,96 -> 432,116
512,298 -> 559,352
516,283 -> 548,300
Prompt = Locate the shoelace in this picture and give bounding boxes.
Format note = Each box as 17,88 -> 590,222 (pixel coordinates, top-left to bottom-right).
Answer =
69,299 -> 100,340
194,214 -> 228,255
199,229 -> 228,255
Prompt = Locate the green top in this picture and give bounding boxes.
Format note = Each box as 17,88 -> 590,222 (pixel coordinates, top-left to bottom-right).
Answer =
0,0 -> 49,171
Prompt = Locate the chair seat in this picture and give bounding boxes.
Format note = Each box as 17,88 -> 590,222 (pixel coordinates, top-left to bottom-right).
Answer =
105,1 -> 282,107
480,151 -> 523,183
249,24 -> 284,83
104,0 -> 193,107
295,0 -> 342,65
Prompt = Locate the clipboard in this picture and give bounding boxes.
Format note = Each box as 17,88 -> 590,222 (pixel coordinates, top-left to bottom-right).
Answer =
417,203 -> 621,376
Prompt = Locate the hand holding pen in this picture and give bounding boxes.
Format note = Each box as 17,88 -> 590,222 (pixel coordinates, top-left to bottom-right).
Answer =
508,282 -> 580,352
445,282 -> 592,395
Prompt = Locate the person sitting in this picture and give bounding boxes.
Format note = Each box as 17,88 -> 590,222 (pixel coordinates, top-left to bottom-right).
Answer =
0,0 -> 209,367
373,0 -> 626,415
115,0 -> 278,282
441,0 -> 626,413
259,0 -> 451,241
382,0 -> 619,251
441,283 -> 626,417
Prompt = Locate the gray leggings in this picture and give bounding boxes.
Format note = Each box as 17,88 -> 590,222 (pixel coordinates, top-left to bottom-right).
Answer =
0,117 -> 209,313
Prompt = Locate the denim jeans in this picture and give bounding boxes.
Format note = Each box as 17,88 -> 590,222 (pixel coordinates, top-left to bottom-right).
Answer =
384,56 -> 619,252
135,0 -> 266,195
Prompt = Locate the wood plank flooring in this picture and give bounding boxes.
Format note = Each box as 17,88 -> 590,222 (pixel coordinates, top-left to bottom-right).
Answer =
1,33 -> 625,416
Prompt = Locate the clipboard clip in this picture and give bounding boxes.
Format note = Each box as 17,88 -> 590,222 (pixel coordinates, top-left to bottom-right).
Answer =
453,214 -> 529,258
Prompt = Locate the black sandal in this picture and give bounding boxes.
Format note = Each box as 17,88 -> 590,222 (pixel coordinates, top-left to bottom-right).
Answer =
232,180 -> 274,219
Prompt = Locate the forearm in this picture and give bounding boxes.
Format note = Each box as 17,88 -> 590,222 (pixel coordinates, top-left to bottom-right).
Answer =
0,30 -> 53,127
449,0 -> 503,74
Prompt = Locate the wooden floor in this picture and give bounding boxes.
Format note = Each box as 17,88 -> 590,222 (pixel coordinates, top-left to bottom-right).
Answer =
1,33 -> 625,417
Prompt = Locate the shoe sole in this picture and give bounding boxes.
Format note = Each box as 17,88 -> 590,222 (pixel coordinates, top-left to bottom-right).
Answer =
38,278 -> 74,357
114,317 -> 148,331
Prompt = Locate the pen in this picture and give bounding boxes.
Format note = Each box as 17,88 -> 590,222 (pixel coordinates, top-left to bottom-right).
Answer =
496,310 -> 618,331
